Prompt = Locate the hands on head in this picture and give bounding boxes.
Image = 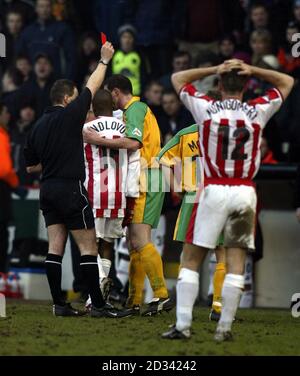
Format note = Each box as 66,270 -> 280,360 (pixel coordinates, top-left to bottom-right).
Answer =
217,59 -> 252,76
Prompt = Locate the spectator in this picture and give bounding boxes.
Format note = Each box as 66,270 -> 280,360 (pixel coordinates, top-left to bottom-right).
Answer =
261,136 -> 278,164
277,80 -> 300,162
250,29 -> 273,65
159,89 -> 194,144
293,0 -> 300,23
178,0 -> 245,61
10,103 -> 39,186
218,35 -> 236,62
112,24 -> 148,96
143,80 -> 164,121
77,31 -> 99,86
245,54 -> 280,100
19,53 -> 54,118
132,0 -> 181,77
277,21 -> 300,79
159,51 -> 191,91
246,1 -> 283,49
0,0 -> 35,27
15,54 -> 32,82
4,8 -> 24,65
92,0 -> 132,44
52,0 -> 81,31
1,68 -> 24,121
0,103 -> 19,272
16,0 -> 76,79
193,51 -> 219,93
249,2 -> 270,32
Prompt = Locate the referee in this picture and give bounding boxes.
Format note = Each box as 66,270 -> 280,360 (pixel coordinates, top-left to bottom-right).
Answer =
24,41 -> 126,318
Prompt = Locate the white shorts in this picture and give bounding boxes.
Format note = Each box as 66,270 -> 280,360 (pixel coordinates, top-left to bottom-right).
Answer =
186,184 -> 257,250
95,218 -> 125,243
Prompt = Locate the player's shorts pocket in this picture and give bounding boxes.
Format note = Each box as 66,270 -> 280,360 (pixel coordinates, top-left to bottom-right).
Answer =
65,182 -> 89,217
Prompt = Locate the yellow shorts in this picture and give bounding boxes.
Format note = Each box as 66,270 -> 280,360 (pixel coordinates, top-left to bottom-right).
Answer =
131,169 -> 165,229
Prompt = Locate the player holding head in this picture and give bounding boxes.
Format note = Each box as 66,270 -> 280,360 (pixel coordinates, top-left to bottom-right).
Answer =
162,59 -> 294,340
83,75 -> 173,316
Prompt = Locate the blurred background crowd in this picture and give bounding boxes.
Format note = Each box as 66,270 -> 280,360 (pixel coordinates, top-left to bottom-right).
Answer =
1,0 -> 300,186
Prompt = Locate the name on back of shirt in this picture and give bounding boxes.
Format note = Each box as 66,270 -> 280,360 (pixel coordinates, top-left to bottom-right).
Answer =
207,99 -> 258,121
90,120 -> 126,134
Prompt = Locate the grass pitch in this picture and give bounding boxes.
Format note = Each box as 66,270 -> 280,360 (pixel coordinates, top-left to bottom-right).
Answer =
0,300 -> 299,356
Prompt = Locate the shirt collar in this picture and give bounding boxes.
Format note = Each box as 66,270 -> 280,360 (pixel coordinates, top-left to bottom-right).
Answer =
44,105 -> 64,113
124,96 -> 140,110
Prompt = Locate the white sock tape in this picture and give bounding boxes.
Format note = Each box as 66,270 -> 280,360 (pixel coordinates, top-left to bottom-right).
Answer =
178,268 -> 199,284
224,273 -> 244,289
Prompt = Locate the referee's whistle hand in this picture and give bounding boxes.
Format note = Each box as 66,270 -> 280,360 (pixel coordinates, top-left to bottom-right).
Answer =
101,42 -> 115,64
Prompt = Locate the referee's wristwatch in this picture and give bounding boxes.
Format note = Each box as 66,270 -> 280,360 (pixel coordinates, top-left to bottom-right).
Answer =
99,59 -> 109,66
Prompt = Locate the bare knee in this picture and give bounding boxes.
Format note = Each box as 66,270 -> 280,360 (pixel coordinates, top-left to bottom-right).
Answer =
215,246 -> 226,264
47,224 -> 67,256
181,244 -> 208,271
226,248 -> 246,275
71,228 -> 98,256
129,224 -> 151,250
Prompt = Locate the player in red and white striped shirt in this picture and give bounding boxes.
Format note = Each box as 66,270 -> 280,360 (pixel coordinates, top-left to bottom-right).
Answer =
162,59 -> 294,341
83,90 -> 139,237
82,90 -> 139,306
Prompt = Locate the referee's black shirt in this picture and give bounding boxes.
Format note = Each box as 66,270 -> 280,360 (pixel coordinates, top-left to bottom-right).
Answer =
24,88 -> 92,182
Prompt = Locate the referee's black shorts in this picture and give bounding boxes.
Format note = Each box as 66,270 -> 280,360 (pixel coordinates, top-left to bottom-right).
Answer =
40,178 -> 94,230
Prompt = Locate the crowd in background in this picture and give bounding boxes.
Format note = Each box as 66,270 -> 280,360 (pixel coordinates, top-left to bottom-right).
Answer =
0,0 -> 300,188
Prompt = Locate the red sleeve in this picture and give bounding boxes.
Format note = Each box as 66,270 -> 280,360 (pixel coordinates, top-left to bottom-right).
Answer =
180,83 -> 213,102
248,88 -> 283,107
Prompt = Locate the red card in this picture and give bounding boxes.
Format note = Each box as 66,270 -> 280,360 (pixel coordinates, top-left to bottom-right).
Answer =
100,32 -> 107,45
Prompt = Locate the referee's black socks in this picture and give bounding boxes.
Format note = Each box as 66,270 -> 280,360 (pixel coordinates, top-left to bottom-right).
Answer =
80,255 -> 105,308
45,253 -> 65,306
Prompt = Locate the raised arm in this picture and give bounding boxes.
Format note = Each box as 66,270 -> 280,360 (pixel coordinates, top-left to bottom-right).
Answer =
229,60 -> 294,100
85,42 -> 115,98
171,66 -> 219,94
250,66 -> 294,101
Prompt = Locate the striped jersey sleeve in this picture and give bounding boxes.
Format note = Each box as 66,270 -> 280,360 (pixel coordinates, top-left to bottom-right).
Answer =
247,88 -> 283,127
179,83 -> 213,125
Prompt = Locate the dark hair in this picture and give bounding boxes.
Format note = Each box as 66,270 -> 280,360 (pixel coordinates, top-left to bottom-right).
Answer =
144,80 -> 162,92
50,79 -> 76,104
162,88 -> 179,98
219,34 -> 236,45
0,102 -> 6,115
105,74 -> 133,95
195,51 -> 219,67
78,31 -> 98,56
220,69 -> 248,94
15,54 -> 30,62
287,21 -> 300,31
173,50 -> 191,61
250,2 -> 268,12
92,89 -> 113,116
6,8 -> 23,18
5,67 -> 24,86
